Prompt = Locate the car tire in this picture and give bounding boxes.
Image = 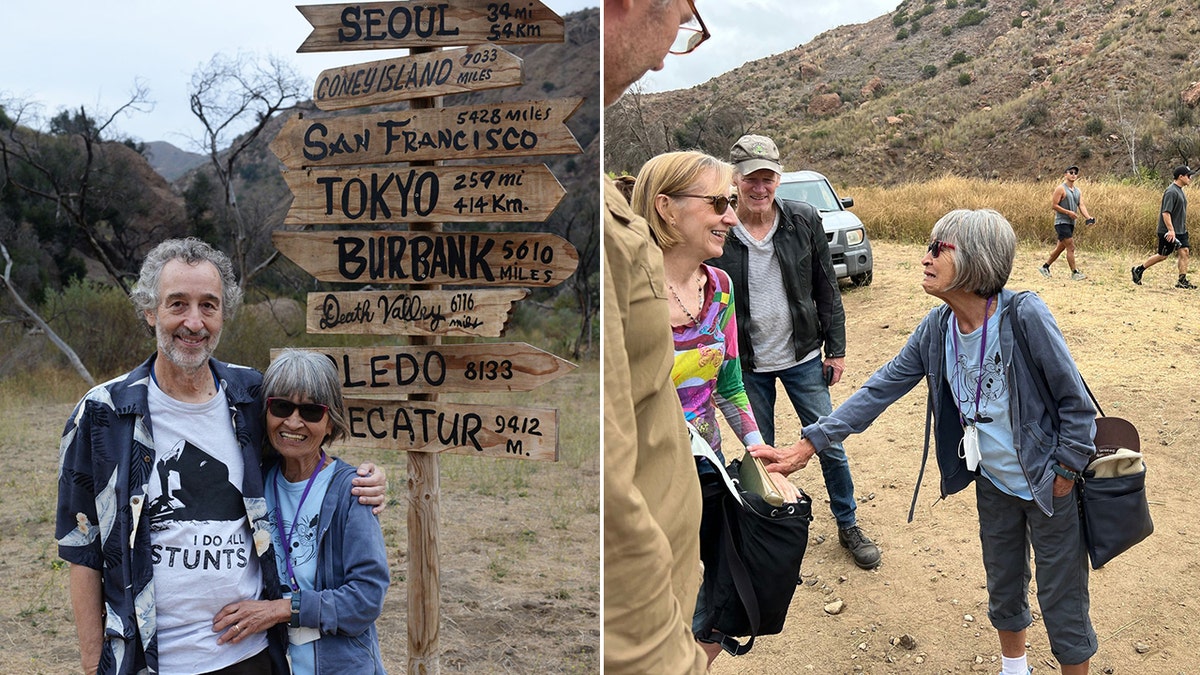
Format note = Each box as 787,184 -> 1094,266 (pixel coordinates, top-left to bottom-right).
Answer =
850,271 -> 873,287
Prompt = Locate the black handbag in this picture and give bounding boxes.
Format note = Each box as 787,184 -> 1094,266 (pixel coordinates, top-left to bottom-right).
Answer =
1012,292 -> 1154,569
1078,418 -> 1153,568
696,458 -> 812,656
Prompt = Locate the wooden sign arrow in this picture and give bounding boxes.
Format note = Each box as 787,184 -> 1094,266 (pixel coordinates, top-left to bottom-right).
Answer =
282,164 -> 565,224
278,343 -> 576,394
297,0 -> 565,52
271,98 -> 583,169
339,397 -> 558,461
273,230 -> 578,287
312,45 -> 524,111
304,288 -> 527,336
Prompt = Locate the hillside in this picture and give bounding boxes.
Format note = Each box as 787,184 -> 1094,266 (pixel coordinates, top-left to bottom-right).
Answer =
604,0 -> 1200,184
144,140 -> 206,181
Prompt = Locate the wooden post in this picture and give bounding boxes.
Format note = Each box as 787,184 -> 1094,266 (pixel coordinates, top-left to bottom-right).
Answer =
407,45 -> 441,675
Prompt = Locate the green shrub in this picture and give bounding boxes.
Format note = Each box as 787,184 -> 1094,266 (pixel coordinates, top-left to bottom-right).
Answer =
1021,100 -> 1049,127
957,72 -> 973,86
921,64 -> 939,79
42,280 -> 150,379
949,51 -> 970,66
1084,116 -> 1105,136
1012,17 -> 1024,28
941,25 -> 953,36
896,27 -> 910,40
1055,19 -> 1065,32
945,0 -> 958,7
956,8 -> 988,27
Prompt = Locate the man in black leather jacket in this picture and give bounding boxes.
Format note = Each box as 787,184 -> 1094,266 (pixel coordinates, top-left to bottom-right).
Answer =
709,134 -> 881,570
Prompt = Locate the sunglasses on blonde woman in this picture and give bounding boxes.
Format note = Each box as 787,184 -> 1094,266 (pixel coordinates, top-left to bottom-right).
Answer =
267,397 -> 329,423
668,193 -> 738,214
927,240 -> 956,257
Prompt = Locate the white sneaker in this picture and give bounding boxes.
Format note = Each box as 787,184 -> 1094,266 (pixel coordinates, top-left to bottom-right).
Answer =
1070,270 -> 1086,281
1038,265 -> 1051,278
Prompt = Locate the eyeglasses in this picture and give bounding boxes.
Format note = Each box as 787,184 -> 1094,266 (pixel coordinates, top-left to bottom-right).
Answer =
669,0 -> 710,55
927,240 -> 956,258
1066,170 -> 1079,175
267,397 -> 329,423
668,193 -> 737,213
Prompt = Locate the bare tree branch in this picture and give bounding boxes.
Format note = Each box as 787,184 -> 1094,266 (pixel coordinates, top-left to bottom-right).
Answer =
188,52 -> 305,282
0,240 -> 94,385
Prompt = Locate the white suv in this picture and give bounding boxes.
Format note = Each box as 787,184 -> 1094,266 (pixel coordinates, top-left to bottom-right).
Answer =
775,170 -> 873,287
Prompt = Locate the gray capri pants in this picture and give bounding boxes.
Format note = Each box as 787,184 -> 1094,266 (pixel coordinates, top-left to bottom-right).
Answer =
976,477 -> 1098,666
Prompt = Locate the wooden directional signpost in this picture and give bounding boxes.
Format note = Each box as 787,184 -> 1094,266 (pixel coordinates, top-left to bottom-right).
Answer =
281,163 -> 567,224
310,45 -> 525,111
276,2 -> 575,671
270,98 -> 583,166
279,343 -> 576,394
273,230 -> 578,285
303,288 -> 528,337
296,0 -> 565,52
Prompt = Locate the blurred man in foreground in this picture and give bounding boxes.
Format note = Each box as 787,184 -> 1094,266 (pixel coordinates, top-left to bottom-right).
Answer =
603,0 -> 712,671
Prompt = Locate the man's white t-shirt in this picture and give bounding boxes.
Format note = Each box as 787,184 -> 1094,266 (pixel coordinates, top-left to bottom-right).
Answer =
145,377 -> 265,674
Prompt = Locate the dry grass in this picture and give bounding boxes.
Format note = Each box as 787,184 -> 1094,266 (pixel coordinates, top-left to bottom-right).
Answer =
841,175 -> 1163,249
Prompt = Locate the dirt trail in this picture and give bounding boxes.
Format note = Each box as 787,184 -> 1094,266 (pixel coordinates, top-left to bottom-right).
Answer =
710,241 -> 1200,674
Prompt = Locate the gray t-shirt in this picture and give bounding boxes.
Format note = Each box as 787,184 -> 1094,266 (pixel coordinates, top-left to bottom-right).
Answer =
734,213 -> 820,372
1158,183 -> 1187,235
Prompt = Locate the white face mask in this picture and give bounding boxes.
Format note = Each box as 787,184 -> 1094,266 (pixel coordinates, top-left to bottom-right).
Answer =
961,424 -> 981,471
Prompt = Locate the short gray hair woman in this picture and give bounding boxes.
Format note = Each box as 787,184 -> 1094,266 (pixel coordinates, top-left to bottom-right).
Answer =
212,348 -> 389,674
753,209 -> 1099,674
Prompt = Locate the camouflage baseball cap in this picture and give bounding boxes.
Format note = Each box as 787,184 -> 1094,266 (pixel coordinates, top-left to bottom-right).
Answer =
730,134 -> 783,175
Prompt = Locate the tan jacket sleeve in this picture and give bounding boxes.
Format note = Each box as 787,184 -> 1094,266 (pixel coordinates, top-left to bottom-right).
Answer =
603,180 -> 706,674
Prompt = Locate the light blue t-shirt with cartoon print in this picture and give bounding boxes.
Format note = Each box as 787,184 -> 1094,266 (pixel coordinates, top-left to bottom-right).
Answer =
267,461 -> 336,675
944,297 -> 1032,500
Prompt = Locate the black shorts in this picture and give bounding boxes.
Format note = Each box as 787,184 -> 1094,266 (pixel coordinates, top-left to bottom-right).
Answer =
1157,231 -> 1189,256
1054,222 -> 1075,240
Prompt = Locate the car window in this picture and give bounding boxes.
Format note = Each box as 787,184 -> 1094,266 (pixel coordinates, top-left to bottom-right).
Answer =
777,179 -> 841,212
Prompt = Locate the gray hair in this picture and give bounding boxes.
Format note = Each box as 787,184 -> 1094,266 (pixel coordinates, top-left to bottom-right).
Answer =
930,209 -> 1016,297
262,349 -> 349,445
130,238 -> 243,333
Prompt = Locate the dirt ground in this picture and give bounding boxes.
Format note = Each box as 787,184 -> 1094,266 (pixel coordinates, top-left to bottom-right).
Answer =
0,364 -> 598,674
709,241 -> 1200,674
5,240 -> 1199,674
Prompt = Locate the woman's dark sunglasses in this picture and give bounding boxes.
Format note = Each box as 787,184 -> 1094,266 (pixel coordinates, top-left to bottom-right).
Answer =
927,240 -> 956,257
669,193 -> 737,214
267,397 -> 329,423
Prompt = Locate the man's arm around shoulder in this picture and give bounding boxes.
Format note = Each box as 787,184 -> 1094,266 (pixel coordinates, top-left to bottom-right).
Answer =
70,563 -> 103,675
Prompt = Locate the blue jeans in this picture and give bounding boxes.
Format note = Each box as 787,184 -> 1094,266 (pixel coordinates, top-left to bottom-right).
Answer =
743,358 -> 858,529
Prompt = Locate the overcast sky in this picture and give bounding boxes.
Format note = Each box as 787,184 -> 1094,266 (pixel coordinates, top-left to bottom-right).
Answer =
0,0 -> 596,148
640,0 -> 900,93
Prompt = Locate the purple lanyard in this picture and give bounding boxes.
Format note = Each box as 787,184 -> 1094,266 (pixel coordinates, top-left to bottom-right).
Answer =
950,296 -> 993,426
273,450 -> 326,592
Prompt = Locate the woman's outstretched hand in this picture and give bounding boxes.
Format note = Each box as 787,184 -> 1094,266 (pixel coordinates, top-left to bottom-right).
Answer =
750,437 -> 817,475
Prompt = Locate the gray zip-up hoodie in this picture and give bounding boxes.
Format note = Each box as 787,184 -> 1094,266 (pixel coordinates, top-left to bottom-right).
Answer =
802,289 -> 1095,517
